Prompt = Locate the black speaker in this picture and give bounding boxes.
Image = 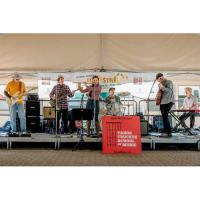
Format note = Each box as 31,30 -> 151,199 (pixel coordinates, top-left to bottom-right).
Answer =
140,120 -> 149,136
71,109 -> 93,121
26,116 -> 41,133
26,101 -> 40,116
27,93 -> 39,101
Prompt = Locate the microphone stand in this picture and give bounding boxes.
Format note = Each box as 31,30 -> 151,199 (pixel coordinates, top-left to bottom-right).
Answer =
91,85 -> 97,137
80,94 -> 84,109
147,79 -> 157,125
72,93 -> 92,151
55,84 -> 58,136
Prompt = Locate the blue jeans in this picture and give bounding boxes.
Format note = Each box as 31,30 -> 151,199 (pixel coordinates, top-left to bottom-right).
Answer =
9,103 -> 26,132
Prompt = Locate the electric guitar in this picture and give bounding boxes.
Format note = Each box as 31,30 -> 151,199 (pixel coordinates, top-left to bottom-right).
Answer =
6,87 -> 38,106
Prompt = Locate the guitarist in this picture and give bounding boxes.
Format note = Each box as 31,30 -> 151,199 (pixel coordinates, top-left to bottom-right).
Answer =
4,73 -> 27,136
156,73 -> 175,137
50,75 -> 75,134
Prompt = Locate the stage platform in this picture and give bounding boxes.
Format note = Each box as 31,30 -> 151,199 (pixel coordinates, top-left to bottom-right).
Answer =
0,132 -> 200,150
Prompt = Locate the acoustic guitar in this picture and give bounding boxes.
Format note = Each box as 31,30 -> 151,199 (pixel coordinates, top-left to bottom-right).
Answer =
155,89 -> 163,105
155,80 -> 167,106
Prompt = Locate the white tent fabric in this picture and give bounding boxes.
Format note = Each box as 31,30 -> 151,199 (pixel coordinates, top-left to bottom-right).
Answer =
0,34 -> 100,71
101,34 -> 200,71
0,34 -> 200,72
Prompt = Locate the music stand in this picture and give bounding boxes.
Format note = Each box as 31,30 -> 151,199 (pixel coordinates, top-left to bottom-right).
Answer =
71,108 -> 93,151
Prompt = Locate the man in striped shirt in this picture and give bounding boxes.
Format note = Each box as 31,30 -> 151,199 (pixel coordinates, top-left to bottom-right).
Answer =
50,75 -> 75,134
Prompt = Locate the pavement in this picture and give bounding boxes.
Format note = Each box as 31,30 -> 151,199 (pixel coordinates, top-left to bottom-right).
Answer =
0,149 -> 200,166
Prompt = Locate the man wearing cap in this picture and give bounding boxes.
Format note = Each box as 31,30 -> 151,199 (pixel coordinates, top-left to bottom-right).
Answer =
105,87 -> 122,116
4,73 -> 27,136
50,75 -> 75,134
156,73 -> 175,137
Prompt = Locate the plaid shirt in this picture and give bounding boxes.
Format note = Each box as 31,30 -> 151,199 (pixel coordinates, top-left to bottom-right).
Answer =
50,84 -> 74,109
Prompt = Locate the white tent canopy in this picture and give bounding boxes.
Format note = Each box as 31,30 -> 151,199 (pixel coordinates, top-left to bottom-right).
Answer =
0,34 -> 200,72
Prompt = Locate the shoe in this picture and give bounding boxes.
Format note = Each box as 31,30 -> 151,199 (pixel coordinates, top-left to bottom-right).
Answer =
65,132 -> 72,135
97,133 -> 102,138
159,133 -> 169,138
9,131 -> 20,137
188,128 -> 198,135
20,132 -> 31,137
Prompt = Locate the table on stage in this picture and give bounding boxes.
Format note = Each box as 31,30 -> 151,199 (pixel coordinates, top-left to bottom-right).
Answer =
170,109 -> 200,134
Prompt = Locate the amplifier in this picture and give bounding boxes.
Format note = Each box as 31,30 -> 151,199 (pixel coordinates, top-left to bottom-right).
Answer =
26,116 -> 41,133
43,107 -> 56,119
26,101 -> 40,116
27,93 -> 39,101
140,120 -> 149,136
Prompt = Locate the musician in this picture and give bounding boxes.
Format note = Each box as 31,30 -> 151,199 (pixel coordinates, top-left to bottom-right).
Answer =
50,75 -> 75,134
105,87 -> 122,115
179,87 -> 198,130
4,73 -> 26,136
79,75 -> 102,137
156,73 -> 175,137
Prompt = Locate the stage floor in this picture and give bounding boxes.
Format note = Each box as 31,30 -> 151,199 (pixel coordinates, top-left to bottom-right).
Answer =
0,131 -> 200,150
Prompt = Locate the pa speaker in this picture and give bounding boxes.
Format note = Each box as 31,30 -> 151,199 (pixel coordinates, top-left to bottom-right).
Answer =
26,116 -> 41,133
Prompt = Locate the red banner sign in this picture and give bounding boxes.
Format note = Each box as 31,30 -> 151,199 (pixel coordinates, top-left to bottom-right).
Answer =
102,116 -> 142,154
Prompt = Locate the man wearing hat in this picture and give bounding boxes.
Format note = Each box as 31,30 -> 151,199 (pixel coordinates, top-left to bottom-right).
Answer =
156,73 -> 175,137
50,75 -> 75,134
4,73 -> 27,136
105,87 -> 122,116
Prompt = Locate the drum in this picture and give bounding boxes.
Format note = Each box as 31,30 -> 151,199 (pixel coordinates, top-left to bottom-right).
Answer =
99,100 -> 107,115
106,102 -> 122,116
112,102 -> 121,114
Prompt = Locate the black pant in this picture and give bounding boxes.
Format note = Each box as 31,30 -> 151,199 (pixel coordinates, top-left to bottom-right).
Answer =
179,112 -> 195,129
68,110 -> 76,133
57,108 -> 68,133
86,99 -> 99,121
160,102 -> 174,134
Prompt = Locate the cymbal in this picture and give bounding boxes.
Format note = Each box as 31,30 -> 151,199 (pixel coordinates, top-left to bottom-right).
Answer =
118,92 -> 131,97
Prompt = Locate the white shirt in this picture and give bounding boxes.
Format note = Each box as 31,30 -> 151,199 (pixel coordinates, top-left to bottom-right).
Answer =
182,95 -> 198,110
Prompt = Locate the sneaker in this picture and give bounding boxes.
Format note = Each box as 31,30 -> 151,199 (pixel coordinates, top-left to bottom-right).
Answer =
9,132 -> 19,137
